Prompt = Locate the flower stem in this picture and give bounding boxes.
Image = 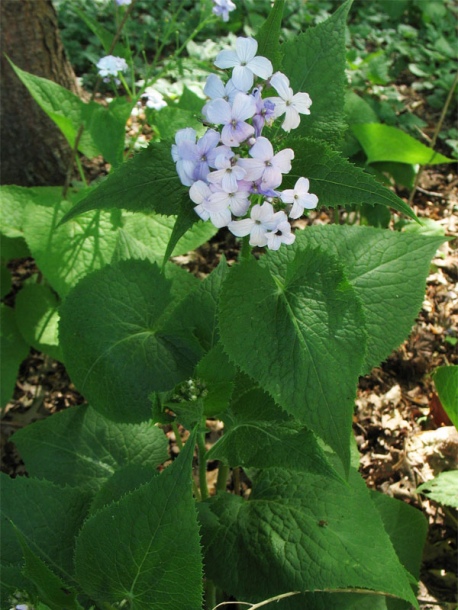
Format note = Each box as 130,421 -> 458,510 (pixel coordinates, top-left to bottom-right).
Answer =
197,425 -> 209,501
215,463 -> 229,492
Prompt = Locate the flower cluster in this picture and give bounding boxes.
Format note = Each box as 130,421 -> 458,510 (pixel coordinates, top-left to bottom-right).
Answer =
96,55 -> 128,84
172,37 -> 318,250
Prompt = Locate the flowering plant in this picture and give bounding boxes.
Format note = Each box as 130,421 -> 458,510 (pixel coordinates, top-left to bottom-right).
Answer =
172,37 -> 318,251
0,1 -> 450,609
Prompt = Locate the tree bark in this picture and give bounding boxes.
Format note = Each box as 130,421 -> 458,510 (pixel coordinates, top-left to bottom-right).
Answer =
0,0 -> 80,186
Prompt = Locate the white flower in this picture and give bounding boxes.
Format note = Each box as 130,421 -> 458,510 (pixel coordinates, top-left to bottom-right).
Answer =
228,201 -> 285,247
189,181 -> 232,228
214,37 -> 273,92
204,92 -> 256,147
203,74 -> 240,104
212,0 -> 236,22
96,55 -> 128,78
266,219 -> 295,250
207,154 -> 247,193
116,0 -> 131,5
238,136 -> 294,189
142,87 -> 167,110
266,71 -> 312,132
281,177 -> 318,218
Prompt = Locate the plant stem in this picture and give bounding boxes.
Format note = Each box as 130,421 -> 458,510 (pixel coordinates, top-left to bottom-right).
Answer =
215,463 -> 229,492
197,426 -> 209,501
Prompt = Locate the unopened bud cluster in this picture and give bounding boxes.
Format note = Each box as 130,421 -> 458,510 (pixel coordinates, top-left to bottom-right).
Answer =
172,37 -> 318,250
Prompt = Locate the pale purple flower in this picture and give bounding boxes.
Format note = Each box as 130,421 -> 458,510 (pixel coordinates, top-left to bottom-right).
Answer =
189,181 -> 232,227
228,201 -> 285,247
212,0 -> 236,22
116,0 -> 131,5
266,218 -> 296,250
96,55 -> 128,78
192,129 -> 228,182
281,177 -> 318,219
237,178 -> 279,198
265,71 -> 312,132
238,136 -> 294,189
214,37 -> 273,92
171,128 -> 198,186
203,74 -> 240,104
142,87 -> 167,110
207,154 -> 246,192
252,88 -> 276,137
204,93 -> 256,147
209,184 -> 251,217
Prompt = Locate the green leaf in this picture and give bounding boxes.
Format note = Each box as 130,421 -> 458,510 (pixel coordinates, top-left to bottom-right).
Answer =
433,365 -> 458,427
281,0 -> 352,144
256,0 -> 285,71
75,429 -> 203,609
0,185 -> 31,238
296,226 -> 445,372
9,60 -> 99,158
219,248 -> 366,470
370,492 -> 427,582
84,98 -> 133,168
0,304 -> 29,409
207,384 -> 340,479
90,465 -> 159,512
22,187 -> 120,297
14,528 -> 82,610
352,124 -> 454,165
60,142 -> 186,224
121,211 -> 216,261
286,137 -> 418,221
154,107 -> 203,141
171,257 -> 228,352
198,467 -> 418,608
196,343 -> 236,416
59,260 -> 203,422
15,284 -> 62,362
0,474 -> 91,583
416,471 -> 458,508
12,404 -> 168,494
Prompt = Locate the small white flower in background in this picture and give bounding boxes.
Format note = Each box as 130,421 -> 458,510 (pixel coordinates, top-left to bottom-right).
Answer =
96,55 -> 128,78
215,37 -> 273,91
116,0 -> 132,5
266,71 -> 312,132
212,0 -> 236,22
281,177 -> 319,219
142,87 -> 167,110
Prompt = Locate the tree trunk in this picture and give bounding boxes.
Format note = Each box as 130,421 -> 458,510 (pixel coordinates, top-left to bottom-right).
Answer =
0,0 -> 80,186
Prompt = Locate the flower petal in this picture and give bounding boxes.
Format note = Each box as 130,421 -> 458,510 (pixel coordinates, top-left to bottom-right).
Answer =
292,92 -> 312,114
232,93 -> 256,121
247,56 -> 273,80
228,218 -> 253,237
270,72 -> 292,100
204,74 -> 226,99
249,136 -> 273,161
205,98 -> 232,125
235,37 -> 258,63
214,49 -> 240,69
231,66 -> 254,92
